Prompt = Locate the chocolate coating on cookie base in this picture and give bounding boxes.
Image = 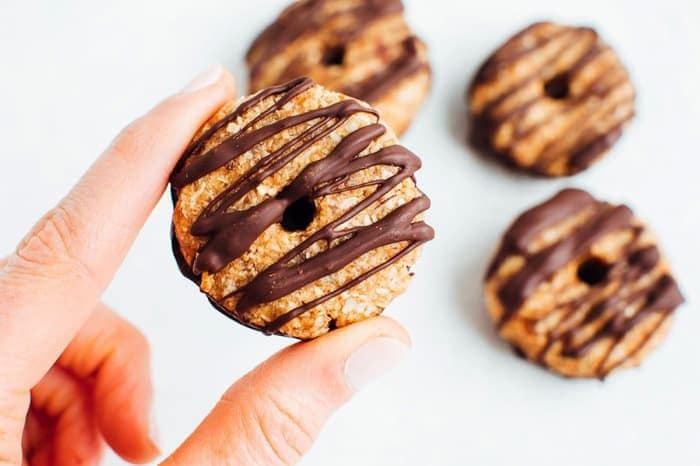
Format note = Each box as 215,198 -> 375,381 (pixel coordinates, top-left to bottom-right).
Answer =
487,189 -> 683,378
468,22 -> 635,177
339,36 -> 426,103
247,0 -> 429,112
247,0 -> 403,79
171,77 -> 433,336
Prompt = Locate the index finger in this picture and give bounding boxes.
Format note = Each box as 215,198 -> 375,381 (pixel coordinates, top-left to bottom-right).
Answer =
0,65 -> 236,391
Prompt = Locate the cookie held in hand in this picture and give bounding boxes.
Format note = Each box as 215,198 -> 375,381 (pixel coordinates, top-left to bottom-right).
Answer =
171,77 -> 433,339
247,0 -> 431,135
484,189 -> 683,378
468,22 -> 635,177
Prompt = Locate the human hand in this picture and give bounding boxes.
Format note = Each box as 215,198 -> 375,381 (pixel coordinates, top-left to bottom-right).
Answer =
0,65 -> 411,466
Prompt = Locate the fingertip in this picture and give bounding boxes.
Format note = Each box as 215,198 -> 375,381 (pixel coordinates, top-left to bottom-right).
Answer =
180,64 -> 236,97
352,316 -> 412,347
216,66 -> 237,100
301,316 -> 412,355
309,317 -> 412,393
95,383 -> 160,464
62,305 -> 160,464
253,316 -> 412,404
161,317 -> 413,466
93,353 -> 160,464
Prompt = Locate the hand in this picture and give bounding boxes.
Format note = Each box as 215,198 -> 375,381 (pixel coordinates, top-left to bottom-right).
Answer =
0,65 -> 411,466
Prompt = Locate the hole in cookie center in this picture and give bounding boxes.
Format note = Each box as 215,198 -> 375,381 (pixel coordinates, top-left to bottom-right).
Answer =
577,257 -> 611,286
281,196 -> 316,232
322,45 -> 346,66
543,72 -> 570,99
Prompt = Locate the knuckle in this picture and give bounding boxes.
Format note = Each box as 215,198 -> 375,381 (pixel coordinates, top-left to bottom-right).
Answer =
243,390 -> 316,465
99,309 -> 151,359
267,394 -> 315,460
14,204 -> 82,270
10,202 -> 100,293
0,390 -> 28,466
124,323 -> 151,358
90,316 -> 151,376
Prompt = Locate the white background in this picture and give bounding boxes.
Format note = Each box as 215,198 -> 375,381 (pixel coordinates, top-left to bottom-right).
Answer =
1,0 -> 699,465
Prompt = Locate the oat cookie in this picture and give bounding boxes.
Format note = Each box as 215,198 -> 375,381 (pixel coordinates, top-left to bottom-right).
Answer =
468,22 -> 635,177
170,77 -> 433,339
484,189 -> 683,378
246,0 -> 431,135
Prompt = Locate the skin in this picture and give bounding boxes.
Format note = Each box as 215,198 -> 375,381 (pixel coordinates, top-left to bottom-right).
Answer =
0,66 -> 410,466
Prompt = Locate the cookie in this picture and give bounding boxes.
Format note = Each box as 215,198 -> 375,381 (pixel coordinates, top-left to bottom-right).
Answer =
246,0 -> 431,135
170,77 -> 434,339
468,22 -> 635,177
484,189 -> 683,378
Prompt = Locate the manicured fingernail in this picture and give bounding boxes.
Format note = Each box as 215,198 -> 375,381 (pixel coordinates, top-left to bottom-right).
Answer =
344,337 -> 410,391
182,64 -> 223,93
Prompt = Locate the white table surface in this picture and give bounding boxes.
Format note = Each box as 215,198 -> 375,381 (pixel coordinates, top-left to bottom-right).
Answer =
1,0 -> 699,464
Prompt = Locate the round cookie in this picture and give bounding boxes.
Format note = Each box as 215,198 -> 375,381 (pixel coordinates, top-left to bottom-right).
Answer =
484,189 -> 683,378
468,22 -> 635,177
170,77 -> 434,339
246,0 -> 431,135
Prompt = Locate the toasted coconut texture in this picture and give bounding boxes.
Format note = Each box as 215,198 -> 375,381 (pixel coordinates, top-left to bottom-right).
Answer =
484,189 -> 683,378
246,0 -> 431,135
171,77 -> 433,339
468,22 -> 635,177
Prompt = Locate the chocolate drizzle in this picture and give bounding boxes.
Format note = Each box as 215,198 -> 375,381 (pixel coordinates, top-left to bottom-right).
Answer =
487,189 -> 684,377
247,0 -> 404,79
171,77 -> 433,335
340,36 -> 425,102
485,188 -> 596,278
468,22 -> 635,176
247,0 -> 428,106
498,204 -> 633,317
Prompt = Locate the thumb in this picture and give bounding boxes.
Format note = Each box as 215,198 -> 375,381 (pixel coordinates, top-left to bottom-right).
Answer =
163,317 -> 411,466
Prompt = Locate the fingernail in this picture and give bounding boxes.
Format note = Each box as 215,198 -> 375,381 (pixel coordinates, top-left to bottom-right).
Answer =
344,337 -> 410,392
182,64 -> 223,93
